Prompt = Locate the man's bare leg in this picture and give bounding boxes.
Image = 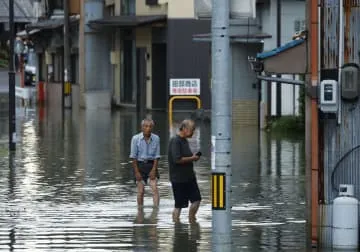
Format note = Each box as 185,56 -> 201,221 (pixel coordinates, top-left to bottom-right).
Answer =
173,208 -> 181,223
149,179 -> 159,207
135,207 -> 144,223
137,182 -> 145,207
189,200 -> 200,223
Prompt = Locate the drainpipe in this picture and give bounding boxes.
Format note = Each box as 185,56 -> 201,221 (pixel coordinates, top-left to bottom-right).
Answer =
309,0 -> 319,246
276,0 -> 281,117
337,0 -> 345,125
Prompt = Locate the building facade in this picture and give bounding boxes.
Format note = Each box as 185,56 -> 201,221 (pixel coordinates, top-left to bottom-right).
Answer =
79,0 -> 211,111
20,0 -> 306,128
19,0 -> 81,108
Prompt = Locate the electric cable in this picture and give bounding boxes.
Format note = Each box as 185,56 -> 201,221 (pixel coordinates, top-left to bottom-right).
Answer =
331,144 -> 360,192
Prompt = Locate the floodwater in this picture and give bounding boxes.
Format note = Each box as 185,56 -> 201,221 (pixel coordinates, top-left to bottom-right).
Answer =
0,105 -> 309,251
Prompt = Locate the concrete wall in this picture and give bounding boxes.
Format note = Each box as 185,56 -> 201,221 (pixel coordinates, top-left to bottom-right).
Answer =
45,83 -> 80,109
79,0 -> 112,110
167,0 -> 194,18
232,43 -> 263,126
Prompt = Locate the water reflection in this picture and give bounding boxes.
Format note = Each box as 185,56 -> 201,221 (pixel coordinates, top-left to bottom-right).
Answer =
8,153 -> 16,252
0,107 -> 309,251
133,207 -> 159,251
173,222 -> 201,252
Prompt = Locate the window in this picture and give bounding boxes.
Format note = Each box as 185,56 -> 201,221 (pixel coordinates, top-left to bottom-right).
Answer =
294,19 -> 306,33
106,4 -> 115,17
121,0 -> 135,15
146,0 -> 158,5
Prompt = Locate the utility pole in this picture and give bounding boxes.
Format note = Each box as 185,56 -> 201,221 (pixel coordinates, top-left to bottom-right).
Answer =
211,0 -> 231,250
63,0 -> 72,108
8,0 -> 16,151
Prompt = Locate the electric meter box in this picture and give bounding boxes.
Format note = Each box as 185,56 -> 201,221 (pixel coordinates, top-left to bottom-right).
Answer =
341,63 -> 360,101
320,79 -> 338,113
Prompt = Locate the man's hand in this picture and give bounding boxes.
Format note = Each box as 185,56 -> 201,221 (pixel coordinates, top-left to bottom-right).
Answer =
192,153 -> 200,161
149,169 -> 157,180
135,171 -> 143,181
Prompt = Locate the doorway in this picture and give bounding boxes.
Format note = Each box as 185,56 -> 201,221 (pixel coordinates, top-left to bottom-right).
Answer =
151,43 -> 167,110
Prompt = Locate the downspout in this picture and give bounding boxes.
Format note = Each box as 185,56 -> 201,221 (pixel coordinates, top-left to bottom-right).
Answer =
310,0 -> 319,246
276,0 -> 282,117
338,0 -> 344,125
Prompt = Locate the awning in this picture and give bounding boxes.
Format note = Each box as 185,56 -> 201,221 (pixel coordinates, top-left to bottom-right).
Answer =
88,15 -> 167,28
256,38 -> 307,74
17,29 -> 41,37
193,32 -> 272,43
25,15 -> 80,30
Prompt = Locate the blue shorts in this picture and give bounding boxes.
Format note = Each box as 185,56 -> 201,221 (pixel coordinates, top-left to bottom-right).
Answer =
171,178 -> 202,208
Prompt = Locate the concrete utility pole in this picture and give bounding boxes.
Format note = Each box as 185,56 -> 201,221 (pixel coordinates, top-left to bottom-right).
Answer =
211,0 -> 232,250
8,0 -> 16,151
63,0 -> 72,108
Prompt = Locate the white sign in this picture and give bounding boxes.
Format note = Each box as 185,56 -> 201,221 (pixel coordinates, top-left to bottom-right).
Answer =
169,78 -> 200,96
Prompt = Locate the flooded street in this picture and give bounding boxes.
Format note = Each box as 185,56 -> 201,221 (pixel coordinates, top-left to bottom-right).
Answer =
0,105 -> 307,251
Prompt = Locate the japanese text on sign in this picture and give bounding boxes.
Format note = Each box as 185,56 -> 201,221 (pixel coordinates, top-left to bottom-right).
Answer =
169,79 -> 200,96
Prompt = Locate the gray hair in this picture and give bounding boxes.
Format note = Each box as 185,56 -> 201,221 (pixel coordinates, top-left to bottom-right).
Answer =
141,118 -> 154,127
179,119 -> 195,131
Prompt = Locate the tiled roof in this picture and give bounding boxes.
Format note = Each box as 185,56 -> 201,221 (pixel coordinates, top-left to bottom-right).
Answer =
256,38 -> 305,60
0,0 -> 35,23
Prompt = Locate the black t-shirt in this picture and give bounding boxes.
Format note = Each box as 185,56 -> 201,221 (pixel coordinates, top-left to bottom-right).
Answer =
168,135 -> 195,183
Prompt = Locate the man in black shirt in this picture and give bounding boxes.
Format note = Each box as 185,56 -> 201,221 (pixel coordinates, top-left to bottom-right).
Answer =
168,119 -> 201,223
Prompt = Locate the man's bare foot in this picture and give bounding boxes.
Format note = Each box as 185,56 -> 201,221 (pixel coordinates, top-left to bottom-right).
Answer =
189,216 -> 197,224
173,212 -> 180,223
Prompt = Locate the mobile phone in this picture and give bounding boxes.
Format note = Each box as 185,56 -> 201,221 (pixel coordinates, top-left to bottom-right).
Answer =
196,151 -> 202,157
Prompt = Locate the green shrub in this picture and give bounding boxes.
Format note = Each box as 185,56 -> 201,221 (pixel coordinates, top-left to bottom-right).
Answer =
269,116 -> 304,133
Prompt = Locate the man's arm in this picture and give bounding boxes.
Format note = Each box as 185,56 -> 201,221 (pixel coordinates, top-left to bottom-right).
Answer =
130,136 -> 142,180
150,137 -> 160,177
177,156 -> 197,164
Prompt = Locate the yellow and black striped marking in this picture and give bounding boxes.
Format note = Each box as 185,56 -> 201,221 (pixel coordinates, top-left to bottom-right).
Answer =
64,82 -> 71,95
212,173 -> 226,210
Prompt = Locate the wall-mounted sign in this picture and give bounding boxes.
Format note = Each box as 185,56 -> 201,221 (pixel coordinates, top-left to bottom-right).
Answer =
169,78 -> 200,96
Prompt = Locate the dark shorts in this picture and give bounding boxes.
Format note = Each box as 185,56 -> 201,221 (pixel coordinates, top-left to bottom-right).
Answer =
134,161 -> 159,185
171,178 -> 202,208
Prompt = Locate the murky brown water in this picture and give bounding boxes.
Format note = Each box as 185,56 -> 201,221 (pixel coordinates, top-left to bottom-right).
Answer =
0,105 -> 307,251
